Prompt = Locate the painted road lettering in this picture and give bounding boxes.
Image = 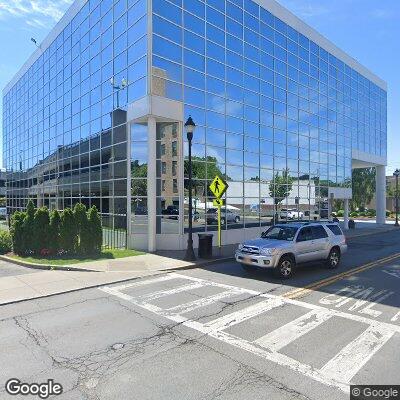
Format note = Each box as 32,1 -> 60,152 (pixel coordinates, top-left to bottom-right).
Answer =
319,285 -> 395,320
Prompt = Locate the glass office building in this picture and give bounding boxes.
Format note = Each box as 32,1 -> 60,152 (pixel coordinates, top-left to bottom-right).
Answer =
3,0 -> 387,251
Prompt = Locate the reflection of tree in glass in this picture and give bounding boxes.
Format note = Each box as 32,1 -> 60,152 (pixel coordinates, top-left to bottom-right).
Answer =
184,156 -> 229,198
131,160 -> 147,197
269,169 -> 293,205
351,168 -> 375,210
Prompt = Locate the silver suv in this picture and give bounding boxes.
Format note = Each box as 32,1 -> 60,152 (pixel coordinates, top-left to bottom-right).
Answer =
235,223 -> 347,279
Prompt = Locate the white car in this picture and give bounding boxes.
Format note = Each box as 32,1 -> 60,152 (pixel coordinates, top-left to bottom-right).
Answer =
280,209 -> 304,220
235,222 -> 347,279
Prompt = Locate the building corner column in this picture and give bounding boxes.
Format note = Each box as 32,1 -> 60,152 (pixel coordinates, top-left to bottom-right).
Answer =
376,165 -> 386,225
147,116 -> 157,252
343,199 -> 349,230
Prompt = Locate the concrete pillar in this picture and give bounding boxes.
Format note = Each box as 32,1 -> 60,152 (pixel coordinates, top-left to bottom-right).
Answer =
376,165 -> 386,225
344,198 -> 349,230
147,116 -> 157,251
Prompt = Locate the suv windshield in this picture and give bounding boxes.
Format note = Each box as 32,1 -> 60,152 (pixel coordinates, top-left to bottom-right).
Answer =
261,226 -> 298,241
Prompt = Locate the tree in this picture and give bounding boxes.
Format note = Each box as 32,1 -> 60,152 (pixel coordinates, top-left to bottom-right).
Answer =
33,207 -> 50,253
23,200 -> 35,252
60,208 -> 77,253
88,206 -> 103,254
74,203 -> 89,254
185,156 -> 227,198
131,160 -> 147,197
351,168 -> 376,210
269,169 -> 293,206
49,210 -> 61,253
10,211 -> 27,255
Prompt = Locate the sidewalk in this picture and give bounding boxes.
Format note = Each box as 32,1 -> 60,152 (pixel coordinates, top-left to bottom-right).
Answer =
0,224 -> 397,306
0,245 -> 236,306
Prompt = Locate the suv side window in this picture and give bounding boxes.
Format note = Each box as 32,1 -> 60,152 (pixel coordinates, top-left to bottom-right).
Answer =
296,227 -> 313,242
311,225 -> 328,239
327,224 -> 343,236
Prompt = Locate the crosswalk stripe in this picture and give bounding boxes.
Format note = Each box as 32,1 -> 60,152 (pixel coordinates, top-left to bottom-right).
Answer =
204,297 -> 285,332
319,324 -> 394,383
165,289 -> 243,315
136,282 -> 207,303
254,308 -> 332,351
106,274 -> 177,292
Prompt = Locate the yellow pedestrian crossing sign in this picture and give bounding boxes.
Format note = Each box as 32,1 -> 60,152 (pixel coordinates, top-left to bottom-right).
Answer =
213,198 -> 225,207
209,175 -> 228,199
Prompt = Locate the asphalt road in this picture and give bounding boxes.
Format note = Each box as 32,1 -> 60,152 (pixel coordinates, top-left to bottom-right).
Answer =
1,230 -> 400,400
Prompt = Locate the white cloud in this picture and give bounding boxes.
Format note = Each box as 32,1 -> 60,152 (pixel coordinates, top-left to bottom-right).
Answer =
279,0 -> 331,19
369,8 -> 394,19
0,0 -> 73,27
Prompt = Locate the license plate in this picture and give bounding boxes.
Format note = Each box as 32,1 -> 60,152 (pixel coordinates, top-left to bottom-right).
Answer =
243,257 -> 252,264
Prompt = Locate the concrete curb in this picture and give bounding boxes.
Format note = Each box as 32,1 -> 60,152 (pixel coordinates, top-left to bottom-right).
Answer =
0,256 -> 234,307
0,254 -> 233,274
0,255 -> 102,272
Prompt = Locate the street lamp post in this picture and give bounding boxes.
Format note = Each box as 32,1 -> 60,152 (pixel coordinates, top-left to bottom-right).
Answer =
394,169 -> 400,227
184,116 -> 196,261
110,78 -> 128,109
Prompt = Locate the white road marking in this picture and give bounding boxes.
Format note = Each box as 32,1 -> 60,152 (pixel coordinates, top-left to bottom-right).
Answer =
99,272 -> 400,394
104,274 -> 177,291
165,289 -> 243,315
383,269 -> 400,279
359,290 -> 395,318
254,308 -> 332,351
203,297 -> 285,332
135,282 -> 207,302
319,325 -> 394,383
391,311 -> 400,322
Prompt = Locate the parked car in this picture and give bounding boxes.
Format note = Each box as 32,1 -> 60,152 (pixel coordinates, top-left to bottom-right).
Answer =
162,205 -> 179,220
235,222 -> 347,279
304,210 -> 320,221
133,205 -> 147,215
206,208 -> 240,225
162,205 -> 200,221
280,209 -> 304,220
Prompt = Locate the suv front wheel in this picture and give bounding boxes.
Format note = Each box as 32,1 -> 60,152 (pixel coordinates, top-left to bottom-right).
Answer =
326,247 -> 341,269
275,256 -> 295,279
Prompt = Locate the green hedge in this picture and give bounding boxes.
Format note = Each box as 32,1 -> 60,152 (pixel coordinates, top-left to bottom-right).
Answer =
10,201 -> 103,256
0,231 -> 12,254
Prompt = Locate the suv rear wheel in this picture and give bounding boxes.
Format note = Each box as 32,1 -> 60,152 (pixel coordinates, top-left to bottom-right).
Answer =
326,247 -> 340,269
275,256 -> 295,279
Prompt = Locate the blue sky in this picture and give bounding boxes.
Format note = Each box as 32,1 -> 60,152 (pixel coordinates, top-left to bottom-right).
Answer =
0,0 -> 399,173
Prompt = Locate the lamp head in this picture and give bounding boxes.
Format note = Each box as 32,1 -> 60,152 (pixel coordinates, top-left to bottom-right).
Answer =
184,116 -> 196,140
394,169 -> 400,178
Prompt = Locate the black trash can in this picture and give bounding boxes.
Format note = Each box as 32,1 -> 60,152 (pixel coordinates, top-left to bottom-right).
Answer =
348,219 -> 356,229
198,233 -> 213,259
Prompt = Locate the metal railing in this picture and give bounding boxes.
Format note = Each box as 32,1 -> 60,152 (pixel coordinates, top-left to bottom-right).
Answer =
101,213 -> 127,250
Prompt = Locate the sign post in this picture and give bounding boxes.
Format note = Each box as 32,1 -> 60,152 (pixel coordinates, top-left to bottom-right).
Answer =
209,176 -> 228,248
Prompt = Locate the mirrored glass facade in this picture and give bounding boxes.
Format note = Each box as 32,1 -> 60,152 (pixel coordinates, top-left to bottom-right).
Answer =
3,0 -> 147,233
151,0 -> 387,233
3,0 -> 387,247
